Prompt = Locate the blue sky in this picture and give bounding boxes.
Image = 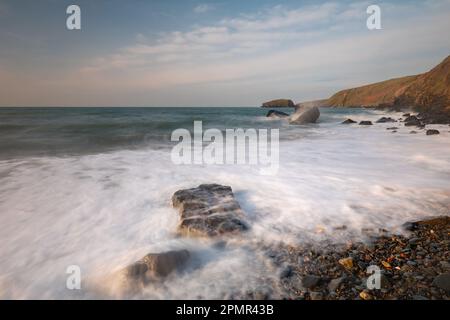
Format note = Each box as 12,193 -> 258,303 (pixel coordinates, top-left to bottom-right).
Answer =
0,0 -> 449,107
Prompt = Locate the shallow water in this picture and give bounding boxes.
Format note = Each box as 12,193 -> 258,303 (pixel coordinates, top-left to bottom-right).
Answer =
0,107 -> 449,299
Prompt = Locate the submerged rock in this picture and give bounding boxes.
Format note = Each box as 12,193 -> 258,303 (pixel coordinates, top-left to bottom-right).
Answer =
122,249 -> 190,283
172,184 -> 248,237
359,121 -> 373,125
289,106 -> 320,125
342,119 -> 357,124
426,129 -> 440,135
266,110 -> 289,118
376,117 -> 397,123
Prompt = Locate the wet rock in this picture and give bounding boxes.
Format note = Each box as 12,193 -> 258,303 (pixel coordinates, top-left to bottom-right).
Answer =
172,184 -> 248,237
410,131 -> 418,134
301,275 -> 321,289
122,249 -> 190,283
387,127 -> 399,130
376,117 -> 397,123
342,119 -> 357,124
432,273 -> 450,292
403,113 -> 411,117
289,106 -> 320,125
426,129 -> 440,135
359,121 -> 373,125
266,110 -> 289,118
404,115 -> 422,127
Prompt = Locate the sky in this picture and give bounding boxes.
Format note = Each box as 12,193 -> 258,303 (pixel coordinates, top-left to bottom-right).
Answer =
0,0 -> 449,107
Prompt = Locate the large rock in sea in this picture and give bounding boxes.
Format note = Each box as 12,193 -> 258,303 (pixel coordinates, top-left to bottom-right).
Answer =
261,99 -> 295,108
288,106 -> 320,125
172,184 -> 248,237
266,110 -> 289,118
122,249 -> 190,283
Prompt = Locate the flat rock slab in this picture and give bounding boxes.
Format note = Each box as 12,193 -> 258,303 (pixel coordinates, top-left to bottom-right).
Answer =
172,184 -> 248,237
122,249 -> 190,283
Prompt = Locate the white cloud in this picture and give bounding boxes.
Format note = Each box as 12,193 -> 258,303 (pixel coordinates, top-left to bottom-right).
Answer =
2,0 -> 450,106
194,4 -> 214,14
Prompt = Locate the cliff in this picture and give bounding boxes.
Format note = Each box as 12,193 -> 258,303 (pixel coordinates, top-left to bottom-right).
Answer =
325,55 -> 450,118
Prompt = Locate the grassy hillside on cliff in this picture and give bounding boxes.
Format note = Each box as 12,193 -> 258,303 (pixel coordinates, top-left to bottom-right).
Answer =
325,55 -> 450,115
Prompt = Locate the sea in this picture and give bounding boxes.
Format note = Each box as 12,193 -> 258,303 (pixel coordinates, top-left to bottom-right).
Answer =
0,107 -> 449,299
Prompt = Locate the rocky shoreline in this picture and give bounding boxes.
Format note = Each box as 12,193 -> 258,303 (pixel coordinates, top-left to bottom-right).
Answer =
273,216 -> 450,300
119,183 -> 449,300
342,112 -> 447,135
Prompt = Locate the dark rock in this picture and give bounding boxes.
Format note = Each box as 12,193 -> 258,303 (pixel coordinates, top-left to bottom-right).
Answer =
266,110 -> 289,118
301,275 -> 321,289
342,119 -> 357,124
261,99 -> 295,108
289,106 -> 320,125
376,117 -> 397,123
172,184 -> 248,237
432,273 -> 450,292
123,249 -> 190,282
403,113 -> 411,117
404,115 -> 422,127
410,131 -> 418,134
359,121 -> 373,125
387,127 -> 399,130
426,129 -> 440,135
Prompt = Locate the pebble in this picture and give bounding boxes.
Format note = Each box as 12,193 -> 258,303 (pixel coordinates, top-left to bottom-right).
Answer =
432,273 -> 450,292
339,257 -> 354,270
328,277 -> 345,292
301,275 -> 321,289
309,292 -> 323,300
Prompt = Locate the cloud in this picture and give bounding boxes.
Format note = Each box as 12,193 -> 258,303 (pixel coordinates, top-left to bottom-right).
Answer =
194,4 -> 214,14
2,0 -> 450,106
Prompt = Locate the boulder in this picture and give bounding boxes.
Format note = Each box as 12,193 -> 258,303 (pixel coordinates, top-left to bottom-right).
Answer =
376,117 -> 397,123
261,99 -> 295,108
426,129 -> 440,135
342,119 -> 357,124
359,121 -> 373,125
172,184 -> 248,237
288,106 -> 320,125
122,249 -> 190,283
404,115 -> 422,127
266,110 -> 289,118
